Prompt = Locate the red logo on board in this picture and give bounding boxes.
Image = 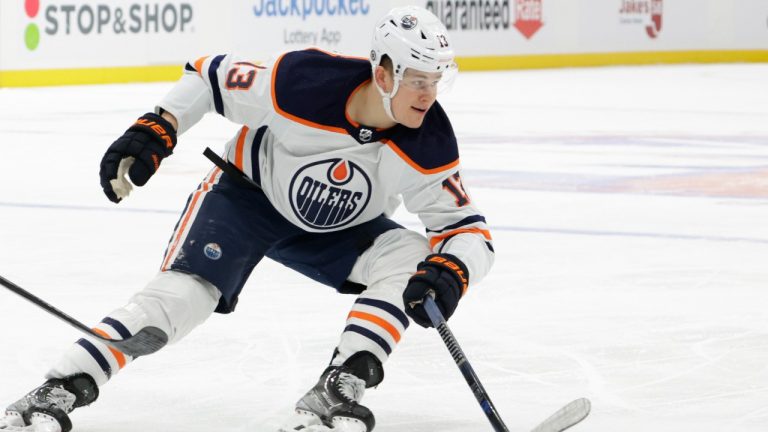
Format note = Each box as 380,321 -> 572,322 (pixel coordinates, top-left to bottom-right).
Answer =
514,0 -> 543,39
619,0 -> 664,39
646,0 -> 663,38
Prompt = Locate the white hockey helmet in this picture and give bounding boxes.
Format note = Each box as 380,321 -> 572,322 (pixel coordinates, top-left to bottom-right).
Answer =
370,6 -> 457,121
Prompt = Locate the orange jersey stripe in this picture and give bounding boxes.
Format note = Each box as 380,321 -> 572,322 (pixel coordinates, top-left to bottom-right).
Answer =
382,139 -> 460,175
91,328 -> 127,368
193,56 -> 209,77
234,126 -> 249,171
344,80 -> 368,128
348,311 -> 401,343
429,227 -> 492,249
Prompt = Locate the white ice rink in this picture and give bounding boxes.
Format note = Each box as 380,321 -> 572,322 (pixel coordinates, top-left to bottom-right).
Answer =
1,63 -> 767,432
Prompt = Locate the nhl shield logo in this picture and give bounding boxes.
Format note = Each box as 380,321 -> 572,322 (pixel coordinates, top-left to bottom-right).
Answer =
289,159 -> 372,230
359,128 -> 373,142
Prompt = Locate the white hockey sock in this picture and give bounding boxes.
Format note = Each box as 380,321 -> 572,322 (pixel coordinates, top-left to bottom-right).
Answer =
334,228 -> 430,366
46,271 -> 220,386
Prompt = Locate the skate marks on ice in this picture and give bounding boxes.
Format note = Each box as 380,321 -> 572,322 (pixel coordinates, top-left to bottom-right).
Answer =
1,65 -> 768,431
457,134 -> 768,199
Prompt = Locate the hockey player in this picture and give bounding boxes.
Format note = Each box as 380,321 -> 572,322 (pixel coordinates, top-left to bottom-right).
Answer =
0,5 -> 493,432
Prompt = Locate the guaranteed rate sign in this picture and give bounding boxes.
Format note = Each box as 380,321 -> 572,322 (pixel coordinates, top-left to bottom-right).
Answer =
514,0 -> 543,39
423,0 -> 544,39
426,0 -> 513,31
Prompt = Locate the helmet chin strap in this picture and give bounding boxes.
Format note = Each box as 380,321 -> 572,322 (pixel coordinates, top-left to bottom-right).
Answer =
374,77 -> 401,123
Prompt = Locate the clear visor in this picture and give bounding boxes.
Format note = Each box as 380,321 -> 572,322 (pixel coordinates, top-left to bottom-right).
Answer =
398,62 -> 458,94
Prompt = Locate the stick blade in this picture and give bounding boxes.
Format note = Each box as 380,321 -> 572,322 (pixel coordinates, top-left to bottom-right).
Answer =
530,398 -> 591,432
107,326 -> 168,357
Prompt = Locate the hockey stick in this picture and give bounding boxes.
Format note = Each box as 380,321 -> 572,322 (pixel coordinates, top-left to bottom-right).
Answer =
203,147 -> 262,190
0,274 -> 168,357
423,297 -> 590,432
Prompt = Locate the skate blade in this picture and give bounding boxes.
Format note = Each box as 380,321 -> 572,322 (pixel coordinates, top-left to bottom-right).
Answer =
277,409 -> 329,432
276,409 -> 367,432
0,412 -> 62,432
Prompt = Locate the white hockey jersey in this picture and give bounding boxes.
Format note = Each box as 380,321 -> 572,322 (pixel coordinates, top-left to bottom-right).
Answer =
158,48 -> 494,285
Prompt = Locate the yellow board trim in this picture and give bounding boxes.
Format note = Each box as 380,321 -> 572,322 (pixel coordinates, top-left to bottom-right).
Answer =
0,65 -> 184,87
1,50 -> 767,87
457,50 -> 768,71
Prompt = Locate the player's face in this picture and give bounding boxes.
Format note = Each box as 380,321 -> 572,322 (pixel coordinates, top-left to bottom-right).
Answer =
392,69 -> 441,128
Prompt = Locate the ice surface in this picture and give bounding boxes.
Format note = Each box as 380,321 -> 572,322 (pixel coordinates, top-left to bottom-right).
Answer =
1,64 -> 767,431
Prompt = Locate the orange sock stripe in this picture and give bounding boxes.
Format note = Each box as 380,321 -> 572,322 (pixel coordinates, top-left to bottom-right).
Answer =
429,227 -> 492,249
91,328 -> 127,369
347,311 -> 401,343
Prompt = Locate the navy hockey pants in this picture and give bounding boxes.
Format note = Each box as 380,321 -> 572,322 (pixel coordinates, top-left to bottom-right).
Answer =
160,167 -> 403,313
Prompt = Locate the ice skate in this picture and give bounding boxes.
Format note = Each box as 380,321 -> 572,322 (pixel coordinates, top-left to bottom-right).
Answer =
280,364 -> 377,432
0,374 -> 97,432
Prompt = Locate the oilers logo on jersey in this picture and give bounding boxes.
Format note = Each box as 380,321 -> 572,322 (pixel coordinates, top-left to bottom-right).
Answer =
289,159 -> 372,230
